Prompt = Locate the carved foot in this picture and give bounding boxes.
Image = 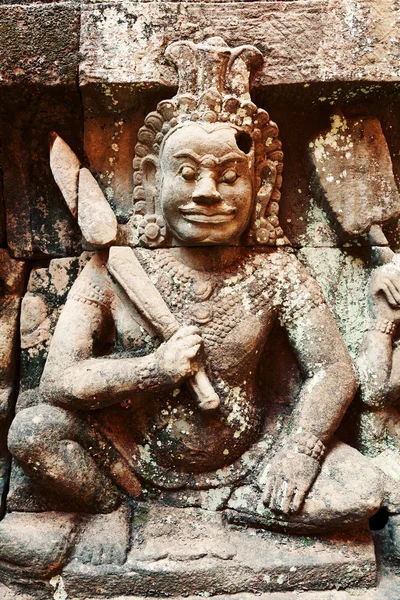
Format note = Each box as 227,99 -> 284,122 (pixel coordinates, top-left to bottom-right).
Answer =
71,502 -> 131,566
0,511 -> 81,578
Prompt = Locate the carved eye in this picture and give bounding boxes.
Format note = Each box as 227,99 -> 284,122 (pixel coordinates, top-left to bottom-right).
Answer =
180,166 -> 196,181
221,169 -> 238,184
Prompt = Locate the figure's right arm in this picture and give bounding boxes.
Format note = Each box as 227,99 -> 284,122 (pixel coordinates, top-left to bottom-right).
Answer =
40,253 -> 202,411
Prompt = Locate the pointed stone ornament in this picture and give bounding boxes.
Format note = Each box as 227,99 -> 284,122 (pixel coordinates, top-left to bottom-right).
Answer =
78,168 -> 118,246
49,132 -> 80,218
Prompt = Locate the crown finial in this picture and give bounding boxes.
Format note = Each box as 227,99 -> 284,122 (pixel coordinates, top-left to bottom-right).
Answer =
165,37 -> 263,100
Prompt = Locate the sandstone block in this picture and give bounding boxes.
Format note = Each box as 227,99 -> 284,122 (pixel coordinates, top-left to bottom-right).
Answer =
0,3 -> 79,86
80,0 -> 400,95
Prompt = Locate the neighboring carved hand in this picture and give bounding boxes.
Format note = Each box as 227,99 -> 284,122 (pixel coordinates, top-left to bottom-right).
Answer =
157,325 -> 203,384
370,260 -> 400,322
262,449 -> 320,515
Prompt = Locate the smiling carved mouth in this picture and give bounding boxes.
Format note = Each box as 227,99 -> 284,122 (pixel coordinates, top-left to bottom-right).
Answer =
180,205 -> 236,224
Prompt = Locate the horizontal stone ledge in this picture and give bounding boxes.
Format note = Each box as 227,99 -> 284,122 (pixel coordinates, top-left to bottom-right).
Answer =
1,0 -> 399,88
80,0 -> 400,92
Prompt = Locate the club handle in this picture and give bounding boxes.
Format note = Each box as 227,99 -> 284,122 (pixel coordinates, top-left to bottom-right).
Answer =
188,366 -> 220,411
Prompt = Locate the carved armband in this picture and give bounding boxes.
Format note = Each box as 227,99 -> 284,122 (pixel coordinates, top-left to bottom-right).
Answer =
121,357 -> 170,408
69,279 -> 107,308
285,432 -> 326,463
135,361 -> 161,392
132,347 -> 180,393
368,319 -> 396,335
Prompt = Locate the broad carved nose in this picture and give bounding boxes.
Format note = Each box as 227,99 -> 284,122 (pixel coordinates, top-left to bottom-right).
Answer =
192,175 -> 221,204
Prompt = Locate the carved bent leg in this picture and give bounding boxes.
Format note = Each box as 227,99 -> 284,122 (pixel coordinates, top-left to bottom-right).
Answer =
8,404 -> 121,514
2,404 -> 132,571
227,441 -> 385,533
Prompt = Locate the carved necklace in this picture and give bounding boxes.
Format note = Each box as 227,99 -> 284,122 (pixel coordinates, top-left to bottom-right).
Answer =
154,252 -> 217,324
136,249 -> 272,338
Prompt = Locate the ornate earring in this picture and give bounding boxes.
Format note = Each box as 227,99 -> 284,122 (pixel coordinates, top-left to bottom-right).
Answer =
137,214 -> 167,248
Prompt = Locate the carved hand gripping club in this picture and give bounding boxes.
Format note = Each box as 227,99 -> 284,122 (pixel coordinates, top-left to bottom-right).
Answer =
49,133 -> 220,411
107,246 -> 220,411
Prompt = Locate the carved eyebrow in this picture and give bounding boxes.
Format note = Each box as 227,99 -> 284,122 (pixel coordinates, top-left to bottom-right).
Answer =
172,151 -> 247,165
216,153 -> 248,165
172,150 -> 202,162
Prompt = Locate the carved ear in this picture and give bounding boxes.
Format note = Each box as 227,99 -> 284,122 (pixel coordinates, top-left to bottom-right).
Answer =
251,160 -> 281,245
49,132 -> 80,217
140,155 -> 159,214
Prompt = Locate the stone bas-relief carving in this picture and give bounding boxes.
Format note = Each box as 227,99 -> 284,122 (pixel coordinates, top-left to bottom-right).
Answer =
309,113 -> 400,521
1,36 -> 400,599
0,252 -> 26,514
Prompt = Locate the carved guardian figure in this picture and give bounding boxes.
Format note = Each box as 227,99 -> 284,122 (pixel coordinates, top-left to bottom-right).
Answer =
0,38 -> 395,583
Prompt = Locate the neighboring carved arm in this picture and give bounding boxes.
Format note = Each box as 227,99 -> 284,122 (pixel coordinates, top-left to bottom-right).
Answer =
0,300 -> 19,420
357,260 -> 400,407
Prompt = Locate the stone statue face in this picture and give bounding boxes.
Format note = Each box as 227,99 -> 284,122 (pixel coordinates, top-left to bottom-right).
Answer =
159,123 -> 254,245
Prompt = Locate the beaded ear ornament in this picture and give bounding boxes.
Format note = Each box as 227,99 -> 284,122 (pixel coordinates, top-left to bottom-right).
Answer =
130,37 -> 288,248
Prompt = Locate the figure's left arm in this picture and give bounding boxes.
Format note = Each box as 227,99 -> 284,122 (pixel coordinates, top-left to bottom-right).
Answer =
263,270 -> 357,515
283,303 -> 357,443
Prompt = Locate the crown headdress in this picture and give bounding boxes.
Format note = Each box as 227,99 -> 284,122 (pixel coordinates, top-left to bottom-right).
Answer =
131,37 -> 286,247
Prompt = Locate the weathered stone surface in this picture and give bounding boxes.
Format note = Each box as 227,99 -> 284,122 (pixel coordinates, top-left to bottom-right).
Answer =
0,2 -> 81,258
18,254 -> 90,394
0,250 -> 26,409
2,38 -> 391,600
297,247 -> 371,359
3,9 -> 400,599
78,2 -> 400,246
298,246 -> 400,520
0,88 -> 83,258
1,582 -> 400,600
50,133 -> 80,218
0,250 -> 26,516
0,512 -> 79,579
82,107 -> 152,223
60,506 -> 376,597
0,3 -> 79,86
78,168 -> 118,246
80,94 -> 400,249
309,115 -> 400,240
80,0 -> 400,93
7,253 -> 90,512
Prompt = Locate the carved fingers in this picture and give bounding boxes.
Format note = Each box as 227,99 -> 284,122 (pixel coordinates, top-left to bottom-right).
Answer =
158,325 -> 203,383
370,263 -> 400,320
76,540 -> 127,566
263,476 -> 299,514
262,450 -> 320,516
379,278 -> 400,307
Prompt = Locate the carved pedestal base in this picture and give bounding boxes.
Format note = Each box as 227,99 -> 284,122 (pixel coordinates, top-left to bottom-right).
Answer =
58,505 -> 376,598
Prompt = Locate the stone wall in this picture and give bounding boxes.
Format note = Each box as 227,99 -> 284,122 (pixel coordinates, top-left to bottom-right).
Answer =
1,1 -> 400,599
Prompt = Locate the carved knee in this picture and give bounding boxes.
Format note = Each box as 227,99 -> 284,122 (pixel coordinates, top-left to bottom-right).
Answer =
8,404 -> 71,464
